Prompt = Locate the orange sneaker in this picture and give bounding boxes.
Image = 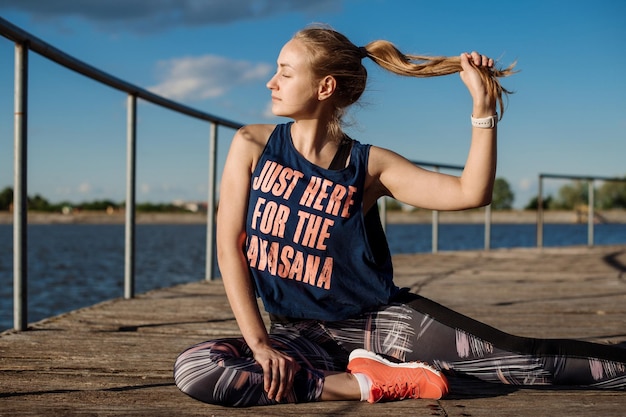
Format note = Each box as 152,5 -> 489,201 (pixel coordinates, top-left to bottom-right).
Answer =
347,349 -> 449,403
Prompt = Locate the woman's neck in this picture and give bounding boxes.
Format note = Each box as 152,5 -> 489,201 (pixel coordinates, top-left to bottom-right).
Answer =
290,120 -> 343,169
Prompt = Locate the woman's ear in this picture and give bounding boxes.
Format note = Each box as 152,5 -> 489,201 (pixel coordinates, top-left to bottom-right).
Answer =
317,75 -> 336,101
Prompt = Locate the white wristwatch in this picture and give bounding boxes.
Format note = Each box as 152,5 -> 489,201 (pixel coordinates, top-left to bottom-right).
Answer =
471,114 -> 498,128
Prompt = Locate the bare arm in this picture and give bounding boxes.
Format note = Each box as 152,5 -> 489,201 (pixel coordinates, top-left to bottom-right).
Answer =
216,124 -> 300,402
366,52 -> 498,211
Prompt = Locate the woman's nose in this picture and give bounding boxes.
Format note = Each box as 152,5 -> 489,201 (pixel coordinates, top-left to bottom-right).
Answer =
266,74 -> 277,90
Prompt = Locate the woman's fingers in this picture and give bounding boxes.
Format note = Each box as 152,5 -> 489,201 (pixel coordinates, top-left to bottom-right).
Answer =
466,51 -> 494,68
275,357 -> 300,402
261,359 -> 272,394
259,352 -> 301,402
459,52 -> 496,113
267,358 -> 281,399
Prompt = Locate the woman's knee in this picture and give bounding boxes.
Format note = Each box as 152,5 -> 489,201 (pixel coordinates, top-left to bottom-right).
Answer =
173,338 -> 261,406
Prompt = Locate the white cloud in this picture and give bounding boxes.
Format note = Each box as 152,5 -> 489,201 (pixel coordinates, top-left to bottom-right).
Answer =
54,186 -> 74,197
148,55 -> 271,102
518,178 -> 532,191
77,182 -> 92,194
195,184 -> 207,195
138,182 -> 190,200
0,0 -> 341,32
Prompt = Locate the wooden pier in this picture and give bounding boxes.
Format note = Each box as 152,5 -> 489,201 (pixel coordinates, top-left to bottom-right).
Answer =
1,245 -> 625,416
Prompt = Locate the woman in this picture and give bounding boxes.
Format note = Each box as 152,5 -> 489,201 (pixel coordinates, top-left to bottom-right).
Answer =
174,25 -> 626,407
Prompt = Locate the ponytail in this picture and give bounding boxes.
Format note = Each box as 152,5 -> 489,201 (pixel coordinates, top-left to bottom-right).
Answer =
362,40 -> 516,117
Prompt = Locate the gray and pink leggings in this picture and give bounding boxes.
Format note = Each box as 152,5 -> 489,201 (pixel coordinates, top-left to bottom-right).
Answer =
173,293 -> 626,407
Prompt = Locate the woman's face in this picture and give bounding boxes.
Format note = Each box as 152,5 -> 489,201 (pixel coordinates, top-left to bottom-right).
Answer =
266,39 -> 322,119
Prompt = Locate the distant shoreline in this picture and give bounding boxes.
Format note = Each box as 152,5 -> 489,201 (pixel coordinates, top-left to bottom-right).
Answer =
2,209 -> 625,225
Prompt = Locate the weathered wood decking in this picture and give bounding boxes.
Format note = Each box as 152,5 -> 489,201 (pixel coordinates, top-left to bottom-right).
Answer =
1,245 -> 625,416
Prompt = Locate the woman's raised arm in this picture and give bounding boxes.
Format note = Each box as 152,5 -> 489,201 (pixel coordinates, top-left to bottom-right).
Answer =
367,52 -> 498,211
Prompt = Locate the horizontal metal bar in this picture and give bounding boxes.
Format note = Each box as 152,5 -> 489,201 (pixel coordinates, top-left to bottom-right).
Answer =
0,16 -> 243,130
409,160 -> 464,171
539,173 -> 626,182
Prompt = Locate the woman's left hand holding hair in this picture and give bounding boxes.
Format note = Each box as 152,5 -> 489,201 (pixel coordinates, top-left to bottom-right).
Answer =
459,51 -> 496,117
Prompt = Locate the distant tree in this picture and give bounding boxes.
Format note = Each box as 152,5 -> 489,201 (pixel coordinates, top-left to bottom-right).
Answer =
78,200 -> 120,211
525,195 -> 553,210
491,178 -> 514,210
28,194 -> 52,211
136,202 -> 186,212
597,177 -> 626,209
0,187 -> 13,210
552,180 -> 590,210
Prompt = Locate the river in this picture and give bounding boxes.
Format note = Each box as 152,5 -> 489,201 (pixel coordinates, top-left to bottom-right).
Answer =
1,222 -> 625,331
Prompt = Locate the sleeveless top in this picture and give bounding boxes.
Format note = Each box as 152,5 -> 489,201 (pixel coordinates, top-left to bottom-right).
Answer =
245,122 -> 398,321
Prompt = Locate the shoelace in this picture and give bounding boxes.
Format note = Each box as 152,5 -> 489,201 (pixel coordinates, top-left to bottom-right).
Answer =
377,382 -> 419,400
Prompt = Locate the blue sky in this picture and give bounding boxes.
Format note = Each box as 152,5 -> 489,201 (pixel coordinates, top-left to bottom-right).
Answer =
0,0 -> 624,209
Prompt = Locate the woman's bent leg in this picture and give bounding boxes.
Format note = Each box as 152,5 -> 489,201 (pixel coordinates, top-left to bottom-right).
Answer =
174,336 -> 325,407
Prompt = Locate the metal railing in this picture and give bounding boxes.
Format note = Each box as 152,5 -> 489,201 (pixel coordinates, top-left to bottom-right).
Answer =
536,173 -> 626,247
379,160 -> 493,253
1,17 -> 243,331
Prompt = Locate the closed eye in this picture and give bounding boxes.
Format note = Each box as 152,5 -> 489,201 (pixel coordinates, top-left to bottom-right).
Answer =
276,63 -> 293,78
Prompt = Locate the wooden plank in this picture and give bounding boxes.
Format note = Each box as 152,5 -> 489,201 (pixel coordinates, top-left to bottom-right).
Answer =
1,245 -> 625,416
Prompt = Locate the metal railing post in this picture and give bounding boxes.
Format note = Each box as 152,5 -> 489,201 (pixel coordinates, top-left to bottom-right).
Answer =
206,122 -> 218,280
484,204 -> 491,250
432,210 -> 439,253
13,41 -> 28,331
588,180 -> 594,246
537,175 -> 544,248
537,173 -> 624,248
431,166 -> 440,253
379,197 -> 387,233
124,94 -> 137,299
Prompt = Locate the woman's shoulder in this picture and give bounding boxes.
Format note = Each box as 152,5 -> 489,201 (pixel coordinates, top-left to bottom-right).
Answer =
229,124 -> 280,172
234,123 -> 277,146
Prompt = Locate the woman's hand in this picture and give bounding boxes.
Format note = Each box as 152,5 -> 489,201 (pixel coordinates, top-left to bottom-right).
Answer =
252,344 -> 302,402
459,51 -> 496,117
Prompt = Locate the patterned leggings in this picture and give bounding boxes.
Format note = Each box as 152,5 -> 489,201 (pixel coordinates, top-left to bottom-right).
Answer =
173,293 -> 626,407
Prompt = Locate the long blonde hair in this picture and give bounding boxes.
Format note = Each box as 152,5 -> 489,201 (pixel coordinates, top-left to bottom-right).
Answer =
293,25 -> 516,139
364,40 -> 516,117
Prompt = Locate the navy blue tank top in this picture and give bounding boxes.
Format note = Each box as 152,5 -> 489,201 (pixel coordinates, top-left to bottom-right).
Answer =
245,123 -> 397,321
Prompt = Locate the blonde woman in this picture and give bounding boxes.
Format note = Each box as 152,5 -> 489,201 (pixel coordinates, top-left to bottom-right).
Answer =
174,25 -> 626,407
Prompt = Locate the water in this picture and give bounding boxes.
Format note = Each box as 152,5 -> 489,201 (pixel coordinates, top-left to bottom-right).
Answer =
0,224 -> 207,332
2,222 -> 626,331
386,223 -> 626,253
